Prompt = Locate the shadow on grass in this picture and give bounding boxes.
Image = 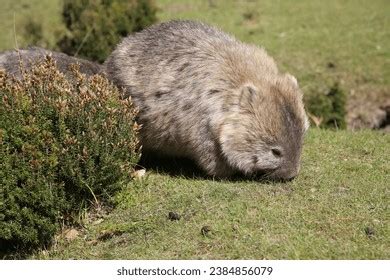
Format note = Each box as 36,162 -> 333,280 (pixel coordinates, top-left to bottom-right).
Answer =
138,153 -> 281,184
138,153 -> 206,179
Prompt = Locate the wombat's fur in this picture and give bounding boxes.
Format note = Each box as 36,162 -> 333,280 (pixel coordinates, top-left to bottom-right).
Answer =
105,20 -> 309,180
0,47 -> 102,79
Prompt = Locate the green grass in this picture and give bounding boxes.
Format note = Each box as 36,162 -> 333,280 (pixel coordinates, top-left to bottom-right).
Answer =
0,0 -> 62,50
31,129 -> 389,259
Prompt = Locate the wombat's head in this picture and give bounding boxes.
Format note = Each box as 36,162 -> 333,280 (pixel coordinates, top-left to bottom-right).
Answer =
219,74 -> 309,180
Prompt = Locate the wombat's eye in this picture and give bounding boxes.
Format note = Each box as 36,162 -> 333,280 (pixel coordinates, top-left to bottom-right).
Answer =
271,148 -> 282,157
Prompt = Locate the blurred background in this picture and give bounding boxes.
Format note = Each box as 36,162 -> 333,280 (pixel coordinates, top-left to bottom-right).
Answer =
0,0 -> 388,131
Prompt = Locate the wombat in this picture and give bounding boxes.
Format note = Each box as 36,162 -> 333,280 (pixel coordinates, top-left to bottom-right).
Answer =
105,20 -> 309,180
0,47 -> 102,79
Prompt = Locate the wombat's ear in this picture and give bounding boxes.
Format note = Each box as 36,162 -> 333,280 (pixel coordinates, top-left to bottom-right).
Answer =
239,84 -> 258,108
285,73 -> 299,88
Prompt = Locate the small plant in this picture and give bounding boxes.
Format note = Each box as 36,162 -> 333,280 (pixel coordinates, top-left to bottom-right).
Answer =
0,56 -> 140,254
306,83 -> 347,129
57,0 -> 157,63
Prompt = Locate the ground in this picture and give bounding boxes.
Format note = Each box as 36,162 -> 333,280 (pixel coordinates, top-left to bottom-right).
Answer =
32,129 -> 389,259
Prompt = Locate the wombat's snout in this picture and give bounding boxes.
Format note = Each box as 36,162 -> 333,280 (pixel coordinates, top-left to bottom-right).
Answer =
271,162 -> 300,181
265,147 -> 301,180
276,168 -> 299,181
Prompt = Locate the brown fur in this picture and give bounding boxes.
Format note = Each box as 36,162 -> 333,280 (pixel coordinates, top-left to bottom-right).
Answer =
105,20 -> 309,179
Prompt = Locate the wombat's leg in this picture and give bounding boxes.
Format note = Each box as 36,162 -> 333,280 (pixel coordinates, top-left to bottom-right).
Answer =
193,139 -> 235,178
197,153 -> 235,178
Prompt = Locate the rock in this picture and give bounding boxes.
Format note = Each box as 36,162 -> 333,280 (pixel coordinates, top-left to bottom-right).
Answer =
201,225 -> 212,236
348,104 -> 389,131
364,226 -> 375,238
168,211 -> 181,221
132,169 -> 146,179
64,228 -> 79,241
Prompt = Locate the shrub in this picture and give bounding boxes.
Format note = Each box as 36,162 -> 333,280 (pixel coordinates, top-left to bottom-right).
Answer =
57,0 -> 157,63
0,57 -> 140,254
0,78 -> 64,252
306,83 -> 347,129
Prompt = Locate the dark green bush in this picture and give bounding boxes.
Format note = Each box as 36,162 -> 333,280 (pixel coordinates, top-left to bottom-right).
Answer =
55,64 -> 141,208
0,79 -> 64,252
57,0 -> 157,63
0,57 -> 140,254
306,83 -> 347,129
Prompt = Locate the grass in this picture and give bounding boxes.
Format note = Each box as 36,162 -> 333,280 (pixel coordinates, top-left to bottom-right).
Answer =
31,129 -> 389,259
0,0 -> 62,50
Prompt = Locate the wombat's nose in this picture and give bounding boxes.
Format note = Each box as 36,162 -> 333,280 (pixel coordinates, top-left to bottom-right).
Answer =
273,166 -> 299,181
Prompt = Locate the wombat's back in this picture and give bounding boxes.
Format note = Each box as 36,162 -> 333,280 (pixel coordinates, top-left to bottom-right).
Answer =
105,20 -> 278,92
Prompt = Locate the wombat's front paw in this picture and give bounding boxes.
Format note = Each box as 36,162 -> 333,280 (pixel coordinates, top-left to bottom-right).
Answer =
200,158 -> 235,179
